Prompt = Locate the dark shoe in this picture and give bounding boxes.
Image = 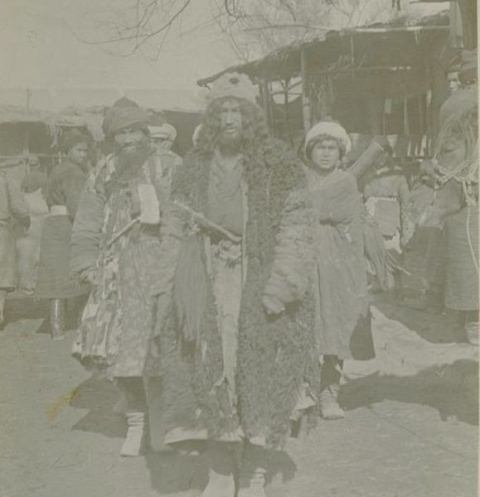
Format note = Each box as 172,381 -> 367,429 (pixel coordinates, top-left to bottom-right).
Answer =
199,443 -> 236,497
238,445 -> 267,497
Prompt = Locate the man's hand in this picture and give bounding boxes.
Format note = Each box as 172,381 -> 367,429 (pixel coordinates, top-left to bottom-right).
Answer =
80,269 -> 97,286
262,294 -> 285,315
372,135 -> 391,152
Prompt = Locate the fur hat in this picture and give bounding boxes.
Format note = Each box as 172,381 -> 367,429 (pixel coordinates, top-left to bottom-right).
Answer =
207,72 -> 258,104
304,121 -> 352,158
102,97 -> 149,137
149,123 -> 177,141
61,129 -> 90,153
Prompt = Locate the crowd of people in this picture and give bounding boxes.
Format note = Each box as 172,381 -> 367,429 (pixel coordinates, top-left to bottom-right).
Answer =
0,67 -> 477,496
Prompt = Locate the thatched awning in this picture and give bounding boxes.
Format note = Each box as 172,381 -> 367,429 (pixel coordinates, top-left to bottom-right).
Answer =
197,11 -> 449,86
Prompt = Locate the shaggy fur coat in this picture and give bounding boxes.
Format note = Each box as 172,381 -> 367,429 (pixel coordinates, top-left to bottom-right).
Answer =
153,139 -> 320,448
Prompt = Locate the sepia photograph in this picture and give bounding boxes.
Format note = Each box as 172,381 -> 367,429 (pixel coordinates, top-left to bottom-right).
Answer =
0,1 -> 478,496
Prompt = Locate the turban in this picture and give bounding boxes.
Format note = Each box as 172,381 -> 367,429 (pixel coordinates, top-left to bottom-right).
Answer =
60,129 -> 90,153
207,72 -> 258,104
304,121 -> 352,158
148,123 -> 177,142
102,97 -> 149,137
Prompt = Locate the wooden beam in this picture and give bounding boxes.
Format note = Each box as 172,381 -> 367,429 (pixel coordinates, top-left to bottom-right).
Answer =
260,78 -> 274,131
300,48 -> 311,132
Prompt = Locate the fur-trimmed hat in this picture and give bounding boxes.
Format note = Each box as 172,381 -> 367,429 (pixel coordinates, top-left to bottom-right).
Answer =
304,121 -> 352,158
207,72 -> 258,104
102,97 -> 149,137
149,123 -> 177,141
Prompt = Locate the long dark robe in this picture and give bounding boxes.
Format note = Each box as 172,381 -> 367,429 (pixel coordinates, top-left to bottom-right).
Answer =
306,167 -> 373,360
36,159 -> 90,299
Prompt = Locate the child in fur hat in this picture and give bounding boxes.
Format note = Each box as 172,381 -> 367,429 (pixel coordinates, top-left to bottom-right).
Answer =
302,121 -> 374,419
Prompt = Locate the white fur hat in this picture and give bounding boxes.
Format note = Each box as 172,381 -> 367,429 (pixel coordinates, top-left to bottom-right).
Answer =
148,123 -> 177,141
207,72 -> 258,104
304,121 -> 352,157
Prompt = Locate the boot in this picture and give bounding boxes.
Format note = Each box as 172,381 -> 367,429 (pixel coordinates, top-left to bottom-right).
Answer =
464,314 -> 479,346
50,299 -> 66,340
319,384 -> 345,420
237,445 -> 267,497
199,443 -> 236,497
120,411 -> 145,457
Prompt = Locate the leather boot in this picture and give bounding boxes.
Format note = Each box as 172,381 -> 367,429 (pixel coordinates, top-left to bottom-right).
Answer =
319,383 -> 345,420
199,443 -> 236,497
120,411 -> 145,457
237,445 -> 267,497
50,299 -> 66,340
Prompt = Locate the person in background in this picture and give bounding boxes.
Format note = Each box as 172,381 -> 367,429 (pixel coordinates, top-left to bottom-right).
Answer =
149,121 -> 182,174
16,154 -> 49,295
35,130 -> 92,339
149,122 -> 177,153
403,50 -> 478,314
70,98 -> 180,457
362,143 -> 412,290
0,162 -> 30,327
302,121 -> 374,420
425,86 -> 478,344
447,68 -> 461,96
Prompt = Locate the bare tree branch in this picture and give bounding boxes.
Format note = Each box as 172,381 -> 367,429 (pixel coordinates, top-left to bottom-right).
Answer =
78,0 -> 193,51
75,0 -> 399,59
242,23 -> 328,32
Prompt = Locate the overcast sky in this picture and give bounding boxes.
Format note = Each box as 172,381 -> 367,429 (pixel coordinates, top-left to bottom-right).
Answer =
0,0 -> 237,93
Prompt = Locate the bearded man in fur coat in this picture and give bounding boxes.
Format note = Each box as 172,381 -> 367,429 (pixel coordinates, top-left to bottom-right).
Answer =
153,73 -> 320,497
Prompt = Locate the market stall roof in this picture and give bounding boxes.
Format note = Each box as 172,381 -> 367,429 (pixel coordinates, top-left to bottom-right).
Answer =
197,10 -> 449,86
0,88 -> 203,114
0,105 -> 55,126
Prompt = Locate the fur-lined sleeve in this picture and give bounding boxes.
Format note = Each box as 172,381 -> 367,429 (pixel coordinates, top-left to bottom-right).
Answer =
263,188 -> 315,306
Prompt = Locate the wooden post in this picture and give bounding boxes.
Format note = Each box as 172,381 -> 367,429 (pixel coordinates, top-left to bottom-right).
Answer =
260,77 -> 269,124
300,48 -> 311,132
283,80 -> 291,143
260,77 -> 274,131
349,34 -> 355,78
26,88 -> 31,112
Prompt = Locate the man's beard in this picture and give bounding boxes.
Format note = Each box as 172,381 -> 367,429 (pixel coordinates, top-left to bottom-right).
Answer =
218,131 -> 242,155
114,141 -> 152,176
